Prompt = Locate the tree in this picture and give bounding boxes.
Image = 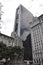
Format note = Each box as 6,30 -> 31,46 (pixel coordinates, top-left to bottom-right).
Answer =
0,42 -> 7,60
0,42 -> 24,65
12,46 -> 24,60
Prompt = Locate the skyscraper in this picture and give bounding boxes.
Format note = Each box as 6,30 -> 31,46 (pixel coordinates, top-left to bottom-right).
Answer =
11,5 -> 33,40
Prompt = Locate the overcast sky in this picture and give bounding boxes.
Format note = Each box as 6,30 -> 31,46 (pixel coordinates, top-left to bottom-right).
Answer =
0,0 -> 43,36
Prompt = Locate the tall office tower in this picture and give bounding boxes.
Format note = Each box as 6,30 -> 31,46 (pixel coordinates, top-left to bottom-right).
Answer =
11,5 -> 33,40
0,3 -> 3,32
30,14 -> 43,65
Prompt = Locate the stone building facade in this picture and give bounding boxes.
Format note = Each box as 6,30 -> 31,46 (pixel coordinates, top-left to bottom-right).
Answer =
0,33 -> 23,48
30,14 -> 43,65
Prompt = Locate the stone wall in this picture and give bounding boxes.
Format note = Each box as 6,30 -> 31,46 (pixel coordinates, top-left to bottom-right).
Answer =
6,59 -> 27,65
0,33 -> 23,48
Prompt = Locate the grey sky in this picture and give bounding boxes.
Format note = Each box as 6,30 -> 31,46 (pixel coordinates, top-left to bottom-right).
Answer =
0,0 -> 43,36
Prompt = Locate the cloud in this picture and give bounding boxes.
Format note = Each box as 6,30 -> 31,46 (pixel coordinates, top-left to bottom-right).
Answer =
0,0 -> 43,36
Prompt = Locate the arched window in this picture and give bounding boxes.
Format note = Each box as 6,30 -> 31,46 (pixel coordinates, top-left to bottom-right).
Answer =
39,58 -> 41,63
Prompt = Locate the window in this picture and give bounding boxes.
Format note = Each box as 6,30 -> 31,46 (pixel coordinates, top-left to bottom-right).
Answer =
42,59 -> 43,63
16,13 -> 19,19
37,59 -> 38,63
15,23 -> 18,32
39,58 -> 41,63
41,23 -> 43,33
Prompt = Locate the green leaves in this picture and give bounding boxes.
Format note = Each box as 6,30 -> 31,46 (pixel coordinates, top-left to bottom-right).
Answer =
0,42 -> 7,60
0,42 -> 24,62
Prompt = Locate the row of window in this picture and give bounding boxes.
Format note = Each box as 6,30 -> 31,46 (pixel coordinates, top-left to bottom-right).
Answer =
34,58 -> 41,63
32,25 -> 42,51
33,51 -> 43,58
33,28 -> 41,43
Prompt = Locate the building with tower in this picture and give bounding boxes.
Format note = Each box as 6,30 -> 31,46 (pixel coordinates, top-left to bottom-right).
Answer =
0,3 -> 34,65
11,4 -> 33,65
11,5 -> 33,40
30,14 -> 43,65
0,3 -> 23,48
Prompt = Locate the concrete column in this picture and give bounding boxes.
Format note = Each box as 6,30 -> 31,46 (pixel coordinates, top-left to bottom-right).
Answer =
18,6 -> 21,37
41,59 -> 42,65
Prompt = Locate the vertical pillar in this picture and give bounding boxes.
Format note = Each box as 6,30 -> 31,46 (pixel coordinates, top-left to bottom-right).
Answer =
17,6 -> 21,37
41,59 -> 42,65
